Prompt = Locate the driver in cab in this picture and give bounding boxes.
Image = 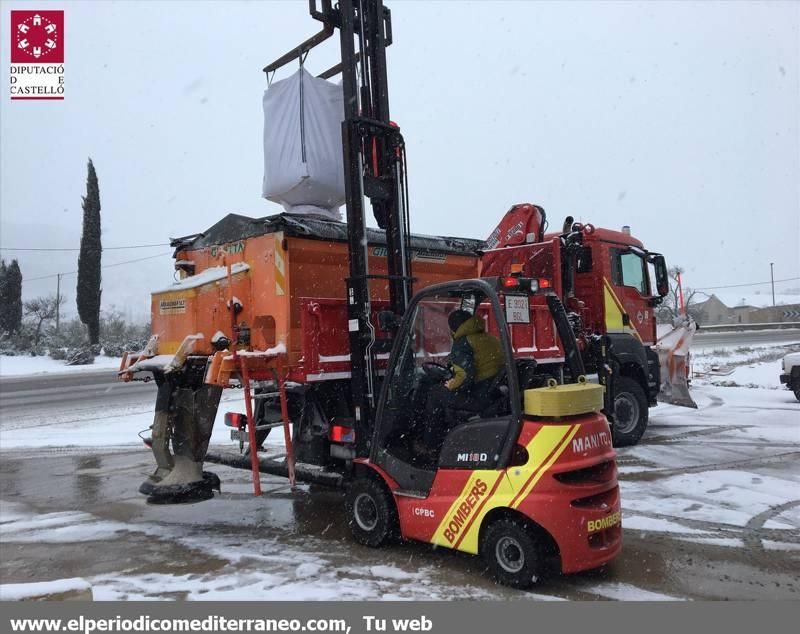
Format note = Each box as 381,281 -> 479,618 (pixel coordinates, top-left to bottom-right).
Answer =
423,309 -> 504,449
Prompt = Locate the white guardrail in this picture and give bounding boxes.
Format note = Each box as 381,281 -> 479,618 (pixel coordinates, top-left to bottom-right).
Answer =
695,321 -> 800,333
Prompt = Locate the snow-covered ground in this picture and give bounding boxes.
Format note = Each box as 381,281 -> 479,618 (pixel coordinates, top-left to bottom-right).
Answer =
691,340 -> 796,390
618,384 -> 800,548
0,391 -> 247,449
0,576 -> 92,601
613,340 -> 800,557
0,479 -> 685,601
1,341 -> 797,601
0,354 -> 123,378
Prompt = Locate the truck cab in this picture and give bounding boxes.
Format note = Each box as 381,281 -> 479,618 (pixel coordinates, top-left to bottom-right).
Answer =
571,226 -> 667,347
482,209 -> 671,446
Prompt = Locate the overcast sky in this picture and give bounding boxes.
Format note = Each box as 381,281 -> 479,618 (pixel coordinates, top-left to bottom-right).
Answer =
1,0 -> 798,321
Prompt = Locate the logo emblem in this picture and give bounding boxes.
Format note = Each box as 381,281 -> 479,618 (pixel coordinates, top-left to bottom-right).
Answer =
9,10 -> 65,100
11,11 -> 63,63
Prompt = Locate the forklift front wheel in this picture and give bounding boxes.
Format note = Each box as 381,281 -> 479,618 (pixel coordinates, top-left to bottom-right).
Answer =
346,477 -> 399,548
480,518 -> 542,589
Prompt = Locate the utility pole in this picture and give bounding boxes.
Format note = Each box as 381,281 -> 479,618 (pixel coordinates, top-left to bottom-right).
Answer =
56,272 -> 61,332
770,262 -> 775,306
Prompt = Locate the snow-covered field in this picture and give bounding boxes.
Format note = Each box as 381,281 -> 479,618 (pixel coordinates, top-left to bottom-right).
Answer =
691,341 -> 793,390
0,354 -> 123,378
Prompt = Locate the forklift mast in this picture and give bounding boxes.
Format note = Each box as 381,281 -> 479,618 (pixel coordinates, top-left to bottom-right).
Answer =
264,0 -> 412,455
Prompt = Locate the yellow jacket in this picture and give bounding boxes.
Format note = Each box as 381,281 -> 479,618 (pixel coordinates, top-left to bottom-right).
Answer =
446,316 -> 504,391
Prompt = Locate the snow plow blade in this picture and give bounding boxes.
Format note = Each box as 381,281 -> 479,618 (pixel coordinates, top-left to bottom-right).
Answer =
655,320 -> 698,409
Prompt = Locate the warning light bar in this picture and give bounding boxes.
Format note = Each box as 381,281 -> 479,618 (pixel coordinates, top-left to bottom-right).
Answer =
224,412 -> 246,429
329,424 -> 356,444
499,277 -> 549,293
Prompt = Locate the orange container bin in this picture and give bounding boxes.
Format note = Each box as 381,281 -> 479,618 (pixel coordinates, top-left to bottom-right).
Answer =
151,213 -> 483,380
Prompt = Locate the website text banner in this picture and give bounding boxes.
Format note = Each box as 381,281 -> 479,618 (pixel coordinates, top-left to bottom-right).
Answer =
3,602 -> 798,634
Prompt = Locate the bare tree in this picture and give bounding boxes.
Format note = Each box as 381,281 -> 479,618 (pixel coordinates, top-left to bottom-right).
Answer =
24,295 -> 66,346
656,266 -> 703,324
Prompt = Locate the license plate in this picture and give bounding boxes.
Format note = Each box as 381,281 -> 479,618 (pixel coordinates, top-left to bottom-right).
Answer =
505,294 -> 530,324
230,429 -> 245,442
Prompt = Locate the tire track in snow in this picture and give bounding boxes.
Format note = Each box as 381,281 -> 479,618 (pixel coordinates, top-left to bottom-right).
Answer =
743,499 -> 800,553
620,451 -> 800,481
643,425 -> 753,444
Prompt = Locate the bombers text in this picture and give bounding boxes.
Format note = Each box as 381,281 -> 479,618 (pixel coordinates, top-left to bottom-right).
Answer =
443,479 -> 489,544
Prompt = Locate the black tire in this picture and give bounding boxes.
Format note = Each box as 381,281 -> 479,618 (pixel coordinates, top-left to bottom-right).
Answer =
612,376 -> 649,447
345,477 -> 399,547
793,383 -> 800,402
480,518 -> 542,589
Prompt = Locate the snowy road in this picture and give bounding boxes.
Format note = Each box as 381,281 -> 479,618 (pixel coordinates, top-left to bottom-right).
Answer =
692,328 -> 800,348
0,370 -> 155,419
1,347 -> 798,600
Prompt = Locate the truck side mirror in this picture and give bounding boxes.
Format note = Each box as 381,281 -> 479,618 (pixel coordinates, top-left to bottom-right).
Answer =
653,255 -> 669,297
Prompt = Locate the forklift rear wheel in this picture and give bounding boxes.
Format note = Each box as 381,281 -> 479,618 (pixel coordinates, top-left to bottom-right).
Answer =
346,477 -> 399,548
481,518 -> 542,589
612,376 -> 649,447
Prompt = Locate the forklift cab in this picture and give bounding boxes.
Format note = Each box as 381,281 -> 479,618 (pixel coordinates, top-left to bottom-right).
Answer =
371,278 -> 527,495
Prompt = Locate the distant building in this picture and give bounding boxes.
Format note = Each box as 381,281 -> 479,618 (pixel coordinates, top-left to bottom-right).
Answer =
694,294 -> 800,325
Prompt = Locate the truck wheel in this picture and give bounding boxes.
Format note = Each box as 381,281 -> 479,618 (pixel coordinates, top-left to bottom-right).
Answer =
480,518 -> 542,589
612,376 -> 649,447
793,383 -> 800,402
345,477 -> 399,547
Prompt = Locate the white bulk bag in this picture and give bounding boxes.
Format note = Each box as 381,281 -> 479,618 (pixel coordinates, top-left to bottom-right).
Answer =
262,68 -> 345,221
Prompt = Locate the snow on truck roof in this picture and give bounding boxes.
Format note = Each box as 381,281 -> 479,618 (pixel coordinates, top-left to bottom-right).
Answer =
153,261 -> 250,293
169,212 -> 486,256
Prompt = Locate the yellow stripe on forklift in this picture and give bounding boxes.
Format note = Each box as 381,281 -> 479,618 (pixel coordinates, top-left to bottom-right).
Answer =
508,424 -> 578,509
431,471 -> 504,551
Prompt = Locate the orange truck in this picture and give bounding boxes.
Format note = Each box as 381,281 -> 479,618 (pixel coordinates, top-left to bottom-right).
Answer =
148,213 -> 482,374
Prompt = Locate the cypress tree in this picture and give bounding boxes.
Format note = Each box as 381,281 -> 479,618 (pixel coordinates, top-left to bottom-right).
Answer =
0,260 -> 7,333
77,158 -> 102,345
0,259 -> 23,334
7,260 -> 23,333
